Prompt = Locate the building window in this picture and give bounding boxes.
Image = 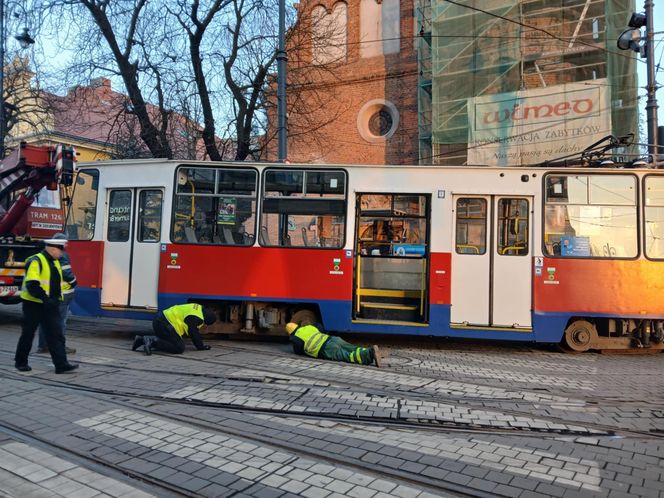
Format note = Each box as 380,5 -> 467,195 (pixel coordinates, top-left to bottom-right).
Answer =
357,99 -> 399,143
360,0 -> 400,58
312,2 -> 347,65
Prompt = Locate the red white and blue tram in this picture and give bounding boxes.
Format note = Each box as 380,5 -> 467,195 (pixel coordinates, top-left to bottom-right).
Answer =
64,159 -> 664,352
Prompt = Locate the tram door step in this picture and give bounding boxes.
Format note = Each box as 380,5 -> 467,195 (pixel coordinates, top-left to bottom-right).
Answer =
361,302 -> 418,311
359,301 -> 421,322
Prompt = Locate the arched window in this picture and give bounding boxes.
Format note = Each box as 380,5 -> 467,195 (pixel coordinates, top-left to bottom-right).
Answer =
312,2 -> 347,65
360,0 -> 400,58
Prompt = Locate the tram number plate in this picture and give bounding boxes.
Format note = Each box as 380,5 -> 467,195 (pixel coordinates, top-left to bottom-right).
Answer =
0,286 -> 19,297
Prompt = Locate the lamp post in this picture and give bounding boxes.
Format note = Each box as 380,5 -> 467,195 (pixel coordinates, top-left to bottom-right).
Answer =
276,0 -> 287,162
617,1 -> 659,161
0,1 -> 36,159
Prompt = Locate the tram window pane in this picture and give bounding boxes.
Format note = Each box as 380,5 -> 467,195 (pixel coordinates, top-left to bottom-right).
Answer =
259,211 -> 344,248
176,167 -> 215,194
645,177 -> 664,259
215,198 -> 257,245
264,170 -> 304,196
497,199 -> 528,256
305,171 -> 345,197
217,169 -> 256,195
455,198 -> 486,255
544,174 -> 638,258
544,205 -> 637,257
137,190 -> 162,243
645,177 -> 664,206
589,175 -> 636,205
107,190 -> 132,242
546,176 -> 588,204
645,207 -> 664,259
393,195 -> 426,216
66,169 -> 98,240
172,195 -> 215,243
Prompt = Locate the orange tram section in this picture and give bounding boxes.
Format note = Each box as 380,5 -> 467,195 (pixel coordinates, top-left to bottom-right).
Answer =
65,159 -> 664,352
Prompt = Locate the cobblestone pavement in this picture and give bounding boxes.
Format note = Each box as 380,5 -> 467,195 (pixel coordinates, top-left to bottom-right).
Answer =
0,305 -> 663,497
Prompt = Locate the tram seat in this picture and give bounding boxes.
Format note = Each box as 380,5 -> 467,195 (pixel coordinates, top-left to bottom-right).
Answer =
222,227 -> 235,244
259,226 -> 271,245
184,227 -> 198,243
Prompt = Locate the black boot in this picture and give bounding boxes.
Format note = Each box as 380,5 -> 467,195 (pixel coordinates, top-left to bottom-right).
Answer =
143,336 -> 158,356
55,363 -> 79,374
132,335 -> 144,351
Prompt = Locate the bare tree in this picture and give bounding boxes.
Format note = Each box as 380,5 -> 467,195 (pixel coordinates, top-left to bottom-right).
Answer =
25,0 -> 350,161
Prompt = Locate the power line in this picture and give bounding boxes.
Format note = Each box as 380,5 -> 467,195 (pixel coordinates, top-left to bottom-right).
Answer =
439,0 -> 645,65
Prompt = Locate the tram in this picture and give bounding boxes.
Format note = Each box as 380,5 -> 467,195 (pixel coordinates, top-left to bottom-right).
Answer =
64,159 -> 664,352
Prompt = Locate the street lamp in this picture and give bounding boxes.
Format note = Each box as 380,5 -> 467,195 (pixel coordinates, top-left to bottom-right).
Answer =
0,2 -> 36,159
617,2 -> 659,162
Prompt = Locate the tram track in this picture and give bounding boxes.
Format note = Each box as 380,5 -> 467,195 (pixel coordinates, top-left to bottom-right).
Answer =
0,420 -> 193,498
0,371 -> 478,498
50,337 -> 664,411
0,345 -> 660,441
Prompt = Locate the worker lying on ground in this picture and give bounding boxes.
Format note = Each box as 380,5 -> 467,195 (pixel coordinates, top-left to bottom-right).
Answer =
286,322 -> 385,368
132,303 -> 216,355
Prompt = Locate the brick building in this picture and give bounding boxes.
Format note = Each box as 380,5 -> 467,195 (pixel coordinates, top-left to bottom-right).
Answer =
275,0 -> 637,167
269,0 -> 419,165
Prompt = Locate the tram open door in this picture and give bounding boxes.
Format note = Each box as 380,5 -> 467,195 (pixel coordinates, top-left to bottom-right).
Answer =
451,195 -> 532,329
353,194 -> 429,324
100,188 -> 164,310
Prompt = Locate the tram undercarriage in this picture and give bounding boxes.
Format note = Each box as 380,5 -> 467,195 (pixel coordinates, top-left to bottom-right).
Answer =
194,300 -> 319,336
563,317 -> 664,352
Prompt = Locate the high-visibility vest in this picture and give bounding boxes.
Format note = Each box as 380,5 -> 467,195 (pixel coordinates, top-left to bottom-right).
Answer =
20,253 -> 63,304
163,303 -> 205,337
294,325 -> 329,358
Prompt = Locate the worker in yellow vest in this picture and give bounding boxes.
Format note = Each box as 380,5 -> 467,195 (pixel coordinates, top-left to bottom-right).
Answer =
132,303 -> 216,355
14,236 -> 78,374
286,322 -> 385,368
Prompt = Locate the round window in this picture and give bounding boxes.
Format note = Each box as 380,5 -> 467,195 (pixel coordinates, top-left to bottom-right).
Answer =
368,108 -> 394,137
357,99 -> 399,143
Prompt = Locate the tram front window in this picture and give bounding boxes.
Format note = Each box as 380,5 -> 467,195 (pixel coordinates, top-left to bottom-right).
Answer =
544,174 -> 637,258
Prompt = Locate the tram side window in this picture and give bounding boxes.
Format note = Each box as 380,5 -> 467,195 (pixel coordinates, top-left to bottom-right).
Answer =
65,169 -> 99,240
137,190 -> 162,243
497,199 -> 529,256
172,167 -> 257,245
260,169 -> 346,248
107,190 -> 132,242
455,198 -> 486,255
645,176 -> 664,259
544,174 -> 637,258
357,194 -> 428,257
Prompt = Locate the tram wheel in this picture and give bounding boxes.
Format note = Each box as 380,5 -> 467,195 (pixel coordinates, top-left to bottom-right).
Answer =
562,320 -> 597,353
291,309 -> 319,326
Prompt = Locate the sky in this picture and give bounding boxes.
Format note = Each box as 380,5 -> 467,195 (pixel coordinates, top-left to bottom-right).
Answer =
634,3 -> 663,141
16,1 -> 664,146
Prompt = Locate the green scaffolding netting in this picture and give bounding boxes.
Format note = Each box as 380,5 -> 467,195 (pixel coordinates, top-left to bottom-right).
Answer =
420,0 -> 638,165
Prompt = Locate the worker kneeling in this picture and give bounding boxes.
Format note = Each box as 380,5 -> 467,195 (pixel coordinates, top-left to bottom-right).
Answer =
286,322 -> 385,368
132,303 -> 216,355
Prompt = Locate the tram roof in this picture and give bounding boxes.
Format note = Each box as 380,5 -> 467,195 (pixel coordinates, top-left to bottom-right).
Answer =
78,158 -> 661,174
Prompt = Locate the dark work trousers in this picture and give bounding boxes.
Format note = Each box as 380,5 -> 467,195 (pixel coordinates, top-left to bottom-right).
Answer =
152,314 -> 186,354
15,300 -> 68,370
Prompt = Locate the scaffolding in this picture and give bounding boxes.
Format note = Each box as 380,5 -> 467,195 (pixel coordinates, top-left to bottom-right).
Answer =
417,0 -> 638,166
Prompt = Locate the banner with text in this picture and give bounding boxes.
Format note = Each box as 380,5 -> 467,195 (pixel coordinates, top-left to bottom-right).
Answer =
467,79 -> 611,166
